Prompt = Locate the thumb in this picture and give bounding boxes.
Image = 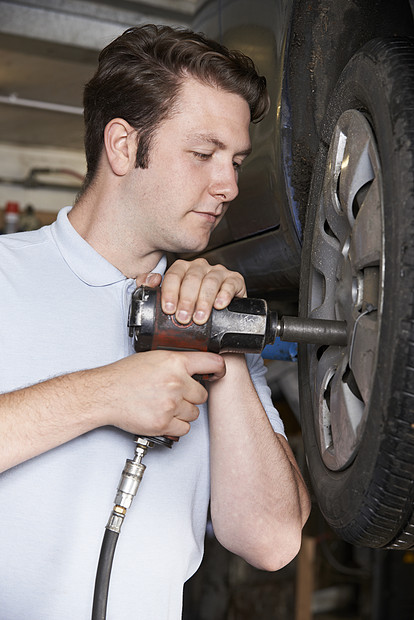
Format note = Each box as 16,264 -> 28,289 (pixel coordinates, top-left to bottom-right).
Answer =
135,272 -> 162,288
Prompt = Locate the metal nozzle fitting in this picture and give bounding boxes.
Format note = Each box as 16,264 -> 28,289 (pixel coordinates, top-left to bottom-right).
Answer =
114,459 -> 146,510
106,437 -> 153,534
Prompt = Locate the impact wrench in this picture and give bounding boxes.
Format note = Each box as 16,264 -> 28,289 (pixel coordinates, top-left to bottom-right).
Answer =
92,286 -> 347,619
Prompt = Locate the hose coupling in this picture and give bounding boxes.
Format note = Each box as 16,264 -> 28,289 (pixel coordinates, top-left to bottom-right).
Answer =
106,437 -> 153,534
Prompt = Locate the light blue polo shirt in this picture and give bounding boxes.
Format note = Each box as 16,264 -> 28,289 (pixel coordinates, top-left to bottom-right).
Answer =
0,207 -> 285,619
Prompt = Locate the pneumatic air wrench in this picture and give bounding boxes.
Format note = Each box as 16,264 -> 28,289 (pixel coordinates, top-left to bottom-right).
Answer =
92,286 -> 347,619
128,285 -> 348,353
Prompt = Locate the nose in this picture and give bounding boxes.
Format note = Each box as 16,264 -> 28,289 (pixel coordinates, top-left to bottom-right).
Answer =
210,162 -> 239,204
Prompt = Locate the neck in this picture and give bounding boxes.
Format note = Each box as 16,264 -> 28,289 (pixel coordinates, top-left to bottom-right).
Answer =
69,189 -> 163,279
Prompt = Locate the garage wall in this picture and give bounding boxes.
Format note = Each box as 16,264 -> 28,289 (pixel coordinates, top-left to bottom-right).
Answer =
0,142 -> 85,221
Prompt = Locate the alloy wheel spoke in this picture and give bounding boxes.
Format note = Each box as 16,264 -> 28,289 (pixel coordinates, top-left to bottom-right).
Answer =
349,311 -> 379,403
349,178 -> 382,271
328,361 -> 365,469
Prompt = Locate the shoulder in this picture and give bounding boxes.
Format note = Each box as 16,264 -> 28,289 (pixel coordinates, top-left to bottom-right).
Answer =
0,226 -> 55,278
0,226 -> 51,252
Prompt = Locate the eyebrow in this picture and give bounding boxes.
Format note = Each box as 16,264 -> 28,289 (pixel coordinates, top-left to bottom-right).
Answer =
188,132 -> 252,157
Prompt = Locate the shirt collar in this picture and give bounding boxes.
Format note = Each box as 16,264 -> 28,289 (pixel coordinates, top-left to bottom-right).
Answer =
51,206 -> 167,286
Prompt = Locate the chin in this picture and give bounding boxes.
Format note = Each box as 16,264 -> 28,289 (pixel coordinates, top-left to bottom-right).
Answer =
173,237 -> 210,254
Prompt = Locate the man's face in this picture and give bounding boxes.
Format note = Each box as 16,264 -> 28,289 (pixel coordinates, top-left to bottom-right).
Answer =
126,77 -> 252,255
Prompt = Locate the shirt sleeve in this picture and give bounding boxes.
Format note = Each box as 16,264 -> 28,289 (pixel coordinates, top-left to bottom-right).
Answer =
245,353 -> 287,439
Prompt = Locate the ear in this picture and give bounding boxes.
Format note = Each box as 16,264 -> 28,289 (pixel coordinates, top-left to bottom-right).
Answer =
103,118 -> 137,176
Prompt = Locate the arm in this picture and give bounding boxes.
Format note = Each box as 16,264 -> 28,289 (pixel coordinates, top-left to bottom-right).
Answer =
208,354 -> 311,571
0,350 -> 224,473
159,259 -> 310,569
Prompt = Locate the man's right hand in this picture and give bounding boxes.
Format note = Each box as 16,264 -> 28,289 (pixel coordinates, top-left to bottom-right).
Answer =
95,350 -> 225,438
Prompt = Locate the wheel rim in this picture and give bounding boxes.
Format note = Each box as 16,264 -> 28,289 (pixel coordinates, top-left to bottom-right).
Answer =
307,109 -> 384,471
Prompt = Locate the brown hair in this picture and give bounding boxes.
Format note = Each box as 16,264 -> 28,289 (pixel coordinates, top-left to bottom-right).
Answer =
82,24 -> 269,189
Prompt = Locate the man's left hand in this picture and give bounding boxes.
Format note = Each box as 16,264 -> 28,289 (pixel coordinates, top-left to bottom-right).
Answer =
135,258 -> 246,325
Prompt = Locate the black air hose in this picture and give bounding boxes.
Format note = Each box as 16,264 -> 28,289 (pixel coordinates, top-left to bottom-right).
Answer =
92,528 -> 119,620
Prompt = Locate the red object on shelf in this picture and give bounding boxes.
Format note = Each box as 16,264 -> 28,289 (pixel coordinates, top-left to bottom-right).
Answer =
5,201 -> 19,213
4,201 -> 20,234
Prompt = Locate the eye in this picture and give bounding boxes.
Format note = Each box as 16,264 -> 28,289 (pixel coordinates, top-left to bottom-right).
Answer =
193,152 -> 212,161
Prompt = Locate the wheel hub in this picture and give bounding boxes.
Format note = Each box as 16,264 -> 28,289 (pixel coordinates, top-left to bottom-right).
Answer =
308,109 -> 384,471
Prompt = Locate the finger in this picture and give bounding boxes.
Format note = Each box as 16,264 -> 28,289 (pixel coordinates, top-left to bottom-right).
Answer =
174,267 -> 211,324
164,402 -> 200,438
191,265 -> 231,324
182,351 -> 226,382
166,418 -> 191,438
177,400 -> 201,423
160,260 -> 191,315
182,374 -> 209,405
213,272 -> 247,309
191,267 -> 246,323
135,272 -> 162,288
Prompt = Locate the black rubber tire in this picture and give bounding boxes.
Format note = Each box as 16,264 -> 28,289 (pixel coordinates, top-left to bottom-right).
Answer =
298,38 -> 414,549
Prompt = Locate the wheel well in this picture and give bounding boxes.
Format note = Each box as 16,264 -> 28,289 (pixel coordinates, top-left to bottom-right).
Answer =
286,0 -> 414,230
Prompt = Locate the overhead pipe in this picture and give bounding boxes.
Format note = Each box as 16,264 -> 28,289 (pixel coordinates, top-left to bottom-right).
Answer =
0,94 -> 83,115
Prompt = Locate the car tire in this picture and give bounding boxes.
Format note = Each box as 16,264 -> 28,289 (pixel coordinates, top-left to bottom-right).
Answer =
298,38 -> 414,549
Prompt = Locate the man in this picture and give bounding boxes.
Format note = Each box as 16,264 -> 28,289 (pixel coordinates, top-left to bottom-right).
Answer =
0,25 -> 310,618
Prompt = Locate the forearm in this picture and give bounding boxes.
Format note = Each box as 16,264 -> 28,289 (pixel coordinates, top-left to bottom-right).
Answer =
0,369 -> 105,473
208,354 -> 311,570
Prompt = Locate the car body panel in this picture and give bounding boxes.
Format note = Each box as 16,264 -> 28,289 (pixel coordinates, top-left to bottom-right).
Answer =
193,0 -> 301,296
193,0 -> 414,296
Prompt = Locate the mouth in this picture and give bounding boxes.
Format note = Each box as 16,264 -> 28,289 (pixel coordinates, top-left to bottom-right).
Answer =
193,207 -> 224,225
195,212 -> 219,223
